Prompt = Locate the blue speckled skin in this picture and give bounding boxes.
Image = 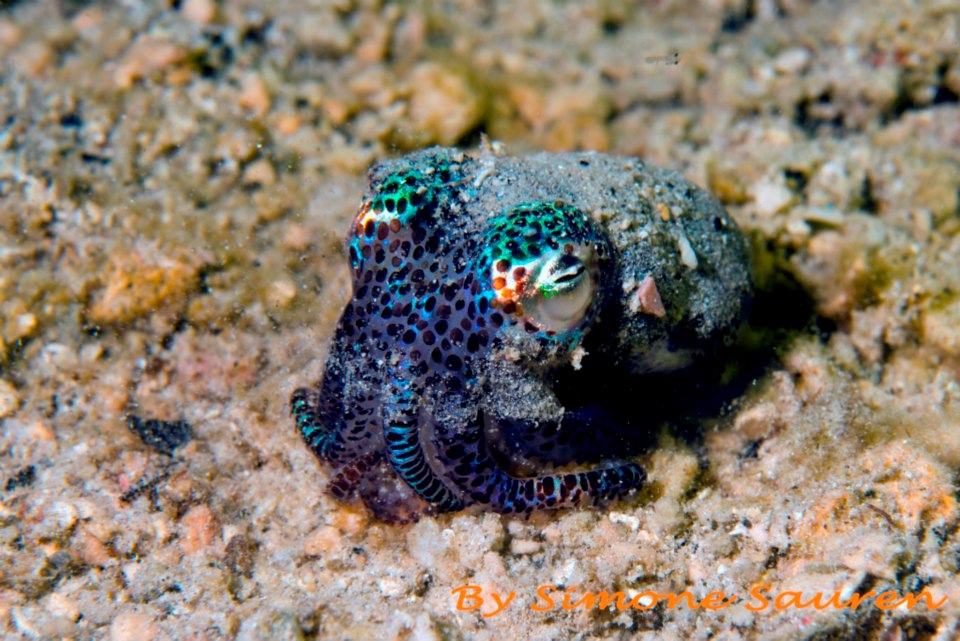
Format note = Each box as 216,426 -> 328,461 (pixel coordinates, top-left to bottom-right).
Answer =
292,148 -> 645,521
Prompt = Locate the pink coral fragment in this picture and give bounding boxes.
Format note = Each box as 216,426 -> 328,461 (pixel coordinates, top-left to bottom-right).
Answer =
636,276 -> 666,318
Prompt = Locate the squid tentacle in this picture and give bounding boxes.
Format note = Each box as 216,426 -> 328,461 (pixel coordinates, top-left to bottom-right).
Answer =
382,367 -> 465,512
291,387 -> 333,460
433,405 -> 645,514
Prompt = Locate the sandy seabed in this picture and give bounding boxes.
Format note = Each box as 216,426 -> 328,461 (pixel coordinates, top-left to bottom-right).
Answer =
1,1 -> 959,640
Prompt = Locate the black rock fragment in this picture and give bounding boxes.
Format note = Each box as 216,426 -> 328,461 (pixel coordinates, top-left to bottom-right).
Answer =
5,465 -> 36,491
126,415 -> 193,455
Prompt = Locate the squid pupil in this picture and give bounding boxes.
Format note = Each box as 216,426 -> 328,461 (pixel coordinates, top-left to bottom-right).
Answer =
553,264 -> 585,284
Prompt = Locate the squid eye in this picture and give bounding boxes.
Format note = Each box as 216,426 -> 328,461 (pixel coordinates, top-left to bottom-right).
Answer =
527,252 -> 596,332
550,255 -> 586,286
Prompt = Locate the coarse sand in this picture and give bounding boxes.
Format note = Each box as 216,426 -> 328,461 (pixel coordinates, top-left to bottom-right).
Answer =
0,1 -> 959,639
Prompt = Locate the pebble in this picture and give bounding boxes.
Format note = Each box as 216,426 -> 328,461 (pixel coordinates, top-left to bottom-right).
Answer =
405,63 -> 482,146
0,380 -> 19,418
181,0 -> 217,25
923,302 -> 960,358
632,276 -> 666,318
733,402 -> 779,440
751,178 -> 794,217
509,539 -> 542,555
11,313 -> 36,341
114,36 -> 186,89
275,114 -> 302,135
110,612 -> 159,641
282,224 -> 312,252
45,592 -> 81,622
126,416 -> 193,456
0,18 -> 22,48
800,206 -> 845,227
266,278 -> 298,308
243,158 -> 277,186
405,519 -> 448,569
238,74 -> 272,116
676,232 -> 699,270
773,47 -> 812,74
179,504 -> 221,555
77,529 -> 114,567
89,252 -> 199,324
328,507 -> 368,535
608,512 -> 641,532
11,606 -> 76,638
304,526 -> 343,555
410,614 -> 441,641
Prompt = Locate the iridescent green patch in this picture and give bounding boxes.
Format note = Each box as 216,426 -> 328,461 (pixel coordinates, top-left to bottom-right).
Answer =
479,201 -> 597,267
369,161 -> 455,223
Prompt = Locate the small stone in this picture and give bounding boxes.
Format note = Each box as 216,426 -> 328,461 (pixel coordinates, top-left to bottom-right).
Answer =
11,606 -> 76,638
773,47 -> 811,74
800,207 -> 844,227
283,224 -> 312,252
77,529 -> 113,567
657,202 -> 671,221
291,10 -> 353,55
509,539 -> 542,555
11,313 -> 37,340
405,63 -> 482,147
410,614 -> 440,641
181,0 -> 217,25
275,114 -> 302,135
11,42 -> 54,77
608,512 -> 641,532
253,190 -> 288,223
110,612 -> 159,641
322,97 -> 351,126
734,402 -> 779,440
238,74 -> 271,116
179,504 -> 221,555
0,19 -> 22,48
545,113 -> 610,152
632,276 -> 666,318
5,465 -> 35,491
225,534 -> 259,577
88,251 -> 199,324
39,343 -> 79,371
30,419 -> 56,443
242,159 -> 277,186
676,233 -> 699,270
923,302 -> 960,358
325,145 -> 376,174
80,343 -> 104,363
70,7 -> 104,33
550,558 -> 585,588
328,507 -> 368,535
751,178 -> 794,217
114,36 -> 186,89
304,526 -> 343,555
126,416 -> 193,456
406,519 -> 450,570
46,592 -> 80,622
506,83 -> 547,128
50,502 -> 79,531
784,217 -> 811,238
266,278 -> 297,308
354,14 -> 392,64
0,380 -> 19,418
